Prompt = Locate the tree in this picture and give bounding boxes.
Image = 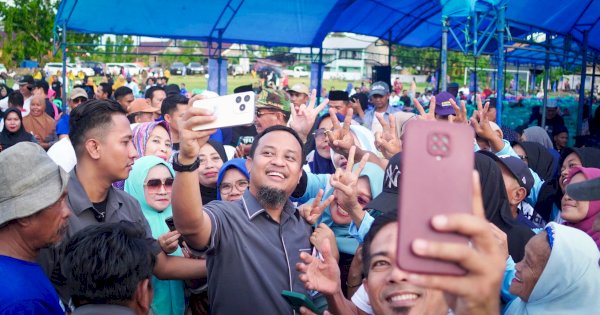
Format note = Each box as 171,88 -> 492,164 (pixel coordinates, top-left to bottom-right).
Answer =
0,0 -> 55,65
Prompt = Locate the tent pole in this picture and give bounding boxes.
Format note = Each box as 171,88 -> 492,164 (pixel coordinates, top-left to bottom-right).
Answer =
577,30 -> 589,136
441,16 -> 449,91
316,46 -> 323,101
474,56 -> 478,100
496,5 -> 505,126
515,61 -> 520,93
61,22 -> 67,107
217,29 -> 223,95
542,36 -> 551,129
388,30 -> 392,68
591,52 -> 597,118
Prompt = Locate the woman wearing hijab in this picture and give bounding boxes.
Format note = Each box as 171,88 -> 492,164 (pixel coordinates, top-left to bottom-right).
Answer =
0,108 -> 35,151
114,121 -> 173,190
22,96 -> 56,150
505,223 -> 600,314
216,158 -> 250,202
475,152 -> 534,261
561,167 -> 600,249
512,141 -> 556,182
522,126 -> 560,169
535,147 -> 600,223
307,114 -> 343,175
198,140 -> 228,205
124,156 -> 185,315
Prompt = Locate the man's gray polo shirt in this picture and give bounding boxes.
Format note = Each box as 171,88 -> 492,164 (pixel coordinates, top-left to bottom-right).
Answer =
38,169 -> 159,303
197,189 -> 313,315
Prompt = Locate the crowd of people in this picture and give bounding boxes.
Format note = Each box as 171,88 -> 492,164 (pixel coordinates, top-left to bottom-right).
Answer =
1,71 -> 600,315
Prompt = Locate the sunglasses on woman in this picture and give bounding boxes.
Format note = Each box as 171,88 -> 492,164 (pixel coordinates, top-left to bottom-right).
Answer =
144,178 -> 174,193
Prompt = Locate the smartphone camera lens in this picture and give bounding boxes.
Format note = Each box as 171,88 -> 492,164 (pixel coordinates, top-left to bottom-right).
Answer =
236,96 -> 242,103
432,135 -> 439,142
244,95 -> 250,102
239,104 -> 246,111
432,144 -> 438,151
441,136 -> 449,143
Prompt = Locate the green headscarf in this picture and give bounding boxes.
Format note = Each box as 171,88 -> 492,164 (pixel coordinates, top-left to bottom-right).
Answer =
124,155 -> 184,315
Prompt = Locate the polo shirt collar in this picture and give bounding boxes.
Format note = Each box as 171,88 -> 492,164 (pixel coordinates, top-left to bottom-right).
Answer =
68,169 -> 124,216
241,189 -> 299,222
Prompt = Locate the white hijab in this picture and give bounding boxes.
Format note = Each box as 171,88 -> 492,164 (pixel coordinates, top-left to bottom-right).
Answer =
505,222 -> 600,314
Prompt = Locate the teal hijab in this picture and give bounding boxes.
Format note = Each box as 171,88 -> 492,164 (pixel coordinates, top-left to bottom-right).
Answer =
124,156 -> 185,315
317,162 -> 384,255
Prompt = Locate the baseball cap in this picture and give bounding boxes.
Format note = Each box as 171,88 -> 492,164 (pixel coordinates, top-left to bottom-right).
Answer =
288,83 -> 309,96
69,87 -> 89,100
546,99 -> 558,109
481,151 -> 534,194
18,75 -> 34,86
0,142 -> 69,226
434,92 -> 457,116
128,99 -> 159,115
369,81 -> 390,97
365,152 -> 401,214
329,90 -> 349,101
256,88 -> 291,113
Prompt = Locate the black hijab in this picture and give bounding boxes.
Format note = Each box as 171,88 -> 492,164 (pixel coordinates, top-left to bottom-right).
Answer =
475,152 -> 534,262
200,140 -> 229,205
518,141 -> 556,181
0,108 -> 35,150
535,147 -> 600,222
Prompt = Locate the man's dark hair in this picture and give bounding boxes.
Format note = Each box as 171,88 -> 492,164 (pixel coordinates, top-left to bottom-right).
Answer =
8,91 -> 24,108
69,99 -> 127,156
98,82 -> 113,99
362,211 -> 397,276
161,76 -> 169,84
62,222 -> 156,307
145,86 -> 165,100
34,80 -> 50,95
249,125 -> 305,165
161,94 -> 188,117
113,86 -> 133,101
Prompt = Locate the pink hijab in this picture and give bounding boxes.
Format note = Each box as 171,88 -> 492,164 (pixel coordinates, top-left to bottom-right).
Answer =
564,167 -> 600,249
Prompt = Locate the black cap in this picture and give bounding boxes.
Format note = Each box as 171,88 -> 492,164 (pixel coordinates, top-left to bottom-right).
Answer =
329,90 -> 349,101
18,75 -> 34,86
365,153 -> 401,213
480,151 -> 534,194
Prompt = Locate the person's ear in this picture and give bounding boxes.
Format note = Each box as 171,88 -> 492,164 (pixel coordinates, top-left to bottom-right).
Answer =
132,278 -> 153,315
85,138 -> 102,160
515,187 -> 528,204
163,113 -> 172,124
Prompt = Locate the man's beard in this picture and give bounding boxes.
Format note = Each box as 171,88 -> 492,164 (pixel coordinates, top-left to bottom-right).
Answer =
257,186 -> 288,209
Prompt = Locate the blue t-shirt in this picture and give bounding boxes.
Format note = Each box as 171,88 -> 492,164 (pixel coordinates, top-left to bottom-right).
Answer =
0,255 -> 64,315
56,113 -> 70,136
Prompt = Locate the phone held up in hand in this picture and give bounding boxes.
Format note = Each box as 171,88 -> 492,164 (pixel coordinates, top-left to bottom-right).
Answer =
164,216 -> 185,247
192,91 -> 255,131
397,120 -> 474,275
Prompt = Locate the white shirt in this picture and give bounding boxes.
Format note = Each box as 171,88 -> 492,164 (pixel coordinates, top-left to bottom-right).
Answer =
47,137 -> 77,172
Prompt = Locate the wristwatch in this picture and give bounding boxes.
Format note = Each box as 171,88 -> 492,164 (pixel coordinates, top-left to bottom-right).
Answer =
172,153 -> 200,172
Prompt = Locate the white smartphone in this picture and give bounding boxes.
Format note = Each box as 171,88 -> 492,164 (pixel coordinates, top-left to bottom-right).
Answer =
191,91 -> 255,131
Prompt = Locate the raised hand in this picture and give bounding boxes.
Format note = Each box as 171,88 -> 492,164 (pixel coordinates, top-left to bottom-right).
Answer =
158,230 -> 181,254
449,98 -> 468,124
291,89 -> 329,142
414,96 -> 437,121
299,189 -> 335,225
310,223 -> 339,261
406,171 -> 505,315
178,96 -> 217,164
329,146 -> 369,222
326,108 -> 354,157
296,239 -> 341,295
374,112 -> 401,159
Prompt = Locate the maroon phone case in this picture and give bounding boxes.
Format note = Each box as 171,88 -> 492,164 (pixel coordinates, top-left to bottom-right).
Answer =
397,120 -> 474,275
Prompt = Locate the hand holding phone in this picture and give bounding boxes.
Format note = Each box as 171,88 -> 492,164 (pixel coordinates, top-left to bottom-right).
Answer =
192,91 -> 255,131
397,120 -> 474,275
281,290 -> 325,315
164,216 -> 185,247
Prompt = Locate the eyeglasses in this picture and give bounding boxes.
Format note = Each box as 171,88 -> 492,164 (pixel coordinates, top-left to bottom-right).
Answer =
220,180 -> 249,195
255,110 -> 281,118
72,97 -> 87,104
144,178 -> 174,193
312,128 -> 332,139
517,154 -> 528,161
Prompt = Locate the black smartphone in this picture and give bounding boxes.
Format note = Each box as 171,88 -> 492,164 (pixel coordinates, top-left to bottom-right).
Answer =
164,216 -> 185,247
